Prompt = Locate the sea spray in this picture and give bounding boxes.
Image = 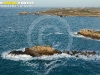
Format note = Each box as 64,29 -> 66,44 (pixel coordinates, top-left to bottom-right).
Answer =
1,50 -> 100,61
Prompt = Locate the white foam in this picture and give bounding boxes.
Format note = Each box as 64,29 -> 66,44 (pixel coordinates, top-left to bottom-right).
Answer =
1,50 -> 100,61
71,32 -> 85,38
71,32 -> 100,41
34,53 -> 71,60
16,48 -> 25,51
1,51 -> 33,61
55,32 -> 63,34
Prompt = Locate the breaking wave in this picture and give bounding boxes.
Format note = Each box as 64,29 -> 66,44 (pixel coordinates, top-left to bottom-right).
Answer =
1,51 -> 33,61
54,32 -> 63,34
71,32 -> 100,41
1,48 -> 100,61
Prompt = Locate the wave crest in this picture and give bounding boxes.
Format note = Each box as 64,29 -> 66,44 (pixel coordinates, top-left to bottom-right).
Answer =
1,48 -> 100,61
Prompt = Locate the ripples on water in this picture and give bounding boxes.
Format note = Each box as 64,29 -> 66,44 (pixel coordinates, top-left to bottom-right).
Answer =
0,8 -> 100,75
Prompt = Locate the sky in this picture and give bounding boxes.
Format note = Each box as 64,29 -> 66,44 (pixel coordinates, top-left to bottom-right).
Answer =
1,0 -> 100,7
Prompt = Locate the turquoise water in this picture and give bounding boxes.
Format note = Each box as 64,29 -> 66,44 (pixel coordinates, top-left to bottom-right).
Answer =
0,8 -> 100,75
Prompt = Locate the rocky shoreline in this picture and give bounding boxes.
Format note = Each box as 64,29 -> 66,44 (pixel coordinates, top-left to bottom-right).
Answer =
9,29 -> 100,57
19,8 -> 100,17
77,29 -> 100,40
9,45 -> 96,57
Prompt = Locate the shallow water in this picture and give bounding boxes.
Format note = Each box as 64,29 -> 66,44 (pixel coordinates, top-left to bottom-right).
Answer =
0,7 -> 100,75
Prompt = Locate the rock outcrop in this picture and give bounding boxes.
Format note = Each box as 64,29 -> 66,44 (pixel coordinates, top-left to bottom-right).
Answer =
24,46 -> 62,56
9,45 -> 96,57
9,51 -> 25,55
19,12 -> 29,15
63,50 -> 96,57
9,46 -> 62,57
77,29 -> 100,40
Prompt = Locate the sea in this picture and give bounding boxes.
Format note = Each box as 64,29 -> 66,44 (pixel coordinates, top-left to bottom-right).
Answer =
0,7 -> 100,75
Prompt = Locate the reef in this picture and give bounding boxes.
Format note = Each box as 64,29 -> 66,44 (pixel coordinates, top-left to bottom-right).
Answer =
77,29 -> 100,40
9,45 -> 96,57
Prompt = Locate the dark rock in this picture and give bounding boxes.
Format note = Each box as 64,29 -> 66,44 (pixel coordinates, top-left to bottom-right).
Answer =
92,51 -> 96,55
9,51 -> 25,55
76,55 -> 79,58
8,46 -> 62,57
71,50 -> 78,55
86,51 -> 96,55
8,46 -> 97,57
63,51 -> 70,54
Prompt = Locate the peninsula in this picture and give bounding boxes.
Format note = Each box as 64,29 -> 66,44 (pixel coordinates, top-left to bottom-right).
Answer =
19,8 -> 100,17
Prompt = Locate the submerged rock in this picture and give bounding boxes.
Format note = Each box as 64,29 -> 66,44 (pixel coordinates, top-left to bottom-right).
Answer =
77,29 -> 100,40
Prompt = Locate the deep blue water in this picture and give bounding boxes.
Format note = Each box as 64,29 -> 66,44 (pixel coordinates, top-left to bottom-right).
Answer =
0,8 -> 100,75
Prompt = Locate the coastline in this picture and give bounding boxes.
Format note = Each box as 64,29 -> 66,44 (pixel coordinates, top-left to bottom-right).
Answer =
19,8 -> 100,17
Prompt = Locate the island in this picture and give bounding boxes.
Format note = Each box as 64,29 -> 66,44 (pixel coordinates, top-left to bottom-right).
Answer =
77,29 -> 100,40
19,8 -> 100,17
9,45 -> 96,57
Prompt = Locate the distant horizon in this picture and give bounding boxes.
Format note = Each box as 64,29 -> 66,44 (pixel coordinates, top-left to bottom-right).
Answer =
0,7 -> 100,8
0,0 -> 100,7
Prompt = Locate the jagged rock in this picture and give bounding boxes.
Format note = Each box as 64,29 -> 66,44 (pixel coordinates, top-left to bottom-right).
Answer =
9,45 -> 96,57
77,29 -> 100,40
9,51 -> 25,55
63,50 -> 70,54
63,50 -> 96,56
71,50 -> 78,55
9,46 -> 62,57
